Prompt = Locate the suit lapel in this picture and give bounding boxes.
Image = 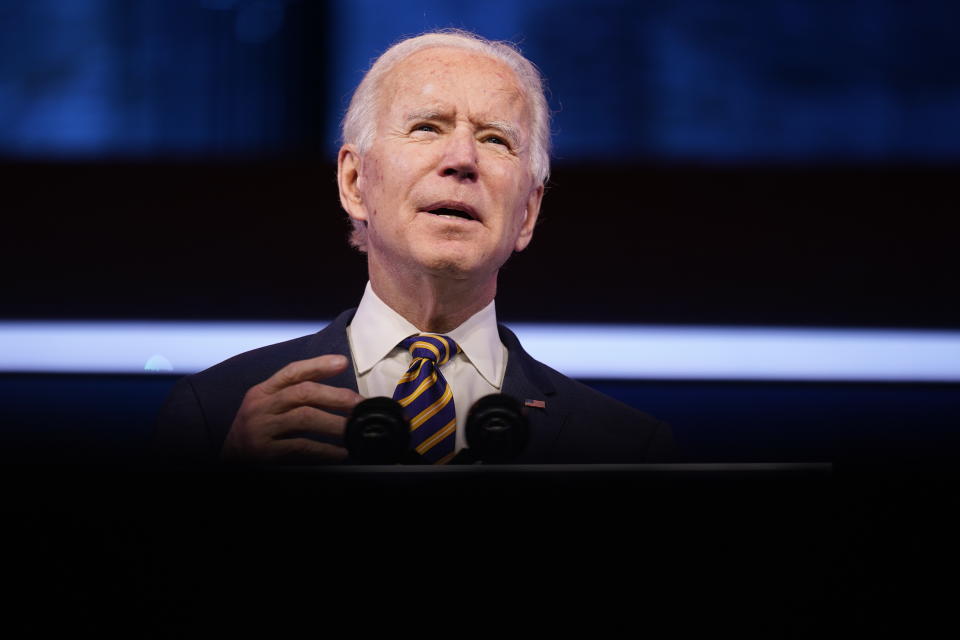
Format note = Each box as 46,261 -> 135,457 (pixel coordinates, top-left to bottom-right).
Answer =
304,308 -> 360,393
498,324 -> 566,464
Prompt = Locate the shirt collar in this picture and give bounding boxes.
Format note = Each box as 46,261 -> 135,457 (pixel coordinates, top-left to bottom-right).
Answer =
349,281 -> 505,388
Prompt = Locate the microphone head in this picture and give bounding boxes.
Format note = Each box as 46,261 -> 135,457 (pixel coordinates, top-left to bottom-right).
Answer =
345,397 -> 410,464
465,394 -> 529,463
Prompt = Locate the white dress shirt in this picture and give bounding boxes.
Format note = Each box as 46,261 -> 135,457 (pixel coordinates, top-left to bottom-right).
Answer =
346,281 -> 508,453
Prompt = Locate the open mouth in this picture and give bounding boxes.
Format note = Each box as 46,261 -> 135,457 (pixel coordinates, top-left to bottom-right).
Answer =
423,204 -> 478,221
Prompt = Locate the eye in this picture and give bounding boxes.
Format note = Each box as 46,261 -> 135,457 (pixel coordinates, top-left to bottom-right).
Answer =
483,135 -> 507,146
413,123 -> 438,133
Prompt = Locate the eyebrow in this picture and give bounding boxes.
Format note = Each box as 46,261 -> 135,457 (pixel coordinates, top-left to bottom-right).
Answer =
403,110 -> 524,145
403,109 -> 447,125
482,120 -> 522,145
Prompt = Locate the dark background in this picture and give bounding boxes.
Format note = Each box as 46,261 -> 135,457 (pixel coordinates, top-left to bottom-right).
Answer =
3,160 -> 958,327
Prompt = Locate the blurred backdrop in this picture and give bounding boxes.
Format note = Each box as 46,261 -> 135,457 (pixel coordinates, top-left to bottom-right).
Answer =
1,0 -> 958,463
3,0 -> 958,325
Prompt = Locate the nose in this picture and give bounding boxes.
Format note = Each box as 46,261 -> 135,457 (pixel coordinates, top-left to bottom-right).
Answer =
437,126 -> 478,182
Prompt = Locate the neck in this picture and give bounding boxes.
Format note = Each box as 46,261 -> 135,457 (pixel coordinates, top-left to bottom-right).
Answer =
368,259 -> 496,334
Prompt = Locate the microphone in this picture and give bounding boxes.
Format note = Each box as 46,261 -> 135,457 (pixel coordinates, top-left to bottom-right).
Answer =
463,394 -> 530,464
344,397 -> 411,464
346,394 -> 530,464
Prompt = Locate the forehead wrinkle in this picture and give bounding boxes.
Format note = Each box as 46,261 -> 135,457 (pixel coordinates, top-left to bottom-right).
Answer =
386,50 -> 531,119
384,58 -> 532,150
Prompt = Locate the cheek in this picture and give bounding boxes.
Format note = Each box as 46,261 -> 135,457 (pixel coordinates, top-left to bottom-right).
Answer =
504,185 -> 531,229
359,158 -> 379,197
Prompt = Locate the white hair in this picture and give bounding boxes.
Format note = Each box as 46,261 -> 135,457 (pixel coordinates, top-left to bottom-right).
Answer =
341,29 -> 551,250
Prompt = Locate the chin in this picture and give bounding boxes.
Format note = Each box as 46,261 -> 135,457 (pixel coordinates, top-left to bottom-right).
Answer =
411,245 -> 481,278
420,256 -> 474,279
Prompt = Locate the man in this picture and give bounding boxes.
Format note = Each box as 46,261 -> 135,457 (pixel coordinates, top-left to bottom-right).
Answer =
155,29 -> 674,465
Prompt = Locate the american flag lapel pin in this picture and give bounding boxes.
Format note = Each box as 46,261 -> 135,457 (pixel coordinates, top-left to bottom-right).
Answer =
524,399 -> 546,409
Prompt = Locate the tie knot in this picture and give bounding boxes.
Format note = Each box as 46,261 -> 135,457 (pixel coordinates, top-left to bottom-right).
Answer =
400,333 -> 459,365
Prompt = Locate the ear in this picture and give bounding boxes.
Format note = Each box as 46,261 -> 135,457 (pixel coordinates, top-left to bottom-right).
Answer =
337,144 -> 368,223
513,183 -> 544,253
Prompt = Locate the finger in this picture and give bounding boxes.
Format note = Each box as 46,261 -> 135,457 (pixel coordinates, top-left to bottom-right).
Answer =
265,438 -> 348,464
268,406 -> 348,440
267,381 -> 363,416
260,354 -> 350,394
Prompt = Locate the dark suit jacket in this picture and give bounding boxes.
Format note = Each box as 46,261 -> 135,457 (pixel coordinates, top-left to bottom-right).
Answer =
155,309 -> 675,464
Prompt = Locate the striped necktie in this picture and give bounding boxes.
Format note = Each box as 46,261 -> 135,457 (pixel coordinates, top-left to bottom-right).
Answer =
392,333 -> 460,465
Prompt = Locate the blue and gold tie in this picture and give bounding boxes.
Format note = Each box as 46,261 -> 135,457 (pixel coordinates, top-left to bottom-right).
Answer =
392,333 -> 460,465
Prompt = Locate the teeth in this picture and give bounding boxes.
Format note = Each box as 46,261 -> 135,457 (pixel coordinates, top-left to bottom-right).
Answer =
429,207 -> 472,220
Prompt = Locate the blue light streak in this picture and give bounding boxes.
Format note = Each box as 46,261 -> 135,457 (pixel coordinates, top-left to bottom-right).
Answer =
2,321 -> 959,382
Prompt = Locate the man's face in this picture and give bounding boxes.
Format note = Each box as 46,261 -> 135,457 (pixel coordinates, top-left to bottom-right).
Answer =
340,47 -> 543,282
